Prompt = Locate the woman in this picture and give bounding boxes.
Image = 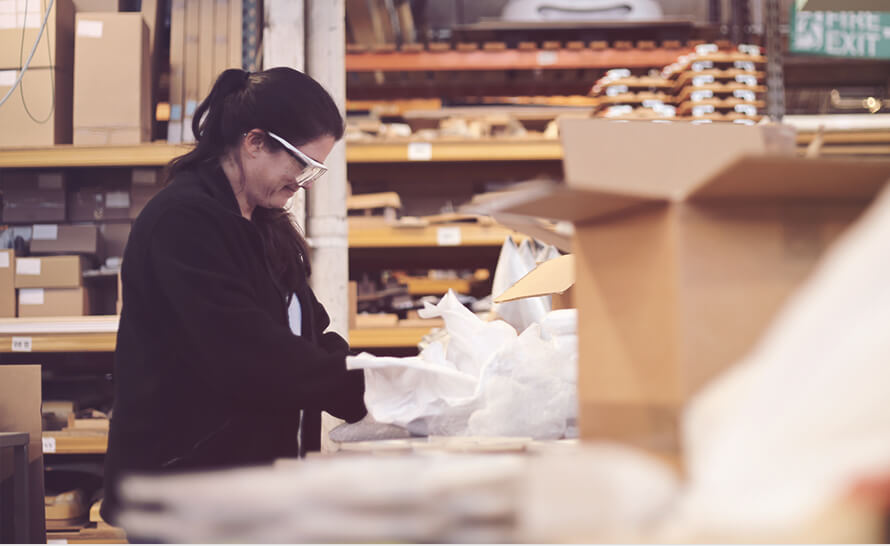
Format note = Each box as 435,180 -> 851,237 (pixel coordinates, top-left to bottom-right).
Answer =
102,68 -> 366,524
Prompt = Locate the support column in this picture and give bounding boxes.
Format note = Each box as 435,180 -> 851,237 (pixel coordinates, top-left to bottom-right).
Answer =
305,0 -> 349,452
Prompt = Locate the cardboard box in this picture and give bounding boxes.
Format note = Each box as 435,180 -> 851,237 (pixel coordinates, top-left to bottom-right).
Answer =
129,184 -> 157,219
0,171 -> 67,222
167,0 -> 185,143
0,0 -> 74,69
182,0 -> 200,142
17,286 -> 89,316
495,254 -> 575,312
0,365 -> 47,543
100,221 -> 130,260
0,249 -> 15,317
496,119 -> 890,455
68,186 -> 131,222
116,271 -> 121,314
0,67 -> 73,147
29,224 -> 99,255
72,0 -> 122,11
73,13 -> 150,145
14,255 -> 85,288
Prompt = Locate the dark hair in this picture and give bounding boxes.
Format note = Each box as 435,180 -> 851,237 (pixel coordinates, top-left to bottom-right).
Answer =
165,67 -> 345,293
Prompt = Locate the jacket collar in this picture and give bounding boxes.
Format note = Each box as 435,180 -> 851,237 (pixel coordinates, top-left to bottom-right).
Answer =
197,160 -> 244,218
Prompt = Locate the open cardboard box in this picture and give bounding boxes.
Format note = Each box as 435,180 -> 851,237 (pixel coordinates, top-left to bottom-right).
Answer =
487,118 -> 890,456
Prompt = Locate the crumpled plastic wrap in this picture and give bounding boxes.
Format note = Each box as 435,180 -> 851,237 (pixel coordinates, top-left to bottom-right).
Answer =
347,290 -> 577,440
490,237 -> 561,333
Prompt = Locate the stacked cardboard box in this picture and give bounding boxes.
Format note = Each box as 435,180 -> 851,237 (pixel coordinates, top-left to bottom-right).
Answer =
15,255 -> 89,316
0,0 -> 75,147
0,249 -> 16,317
168,0 -> 243,143
73,12 -> 150,145
0,170 -> 68,222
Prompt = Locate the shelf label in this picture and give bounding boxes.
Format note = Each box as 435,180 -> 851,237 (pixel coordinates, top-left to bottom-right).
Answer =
37,173 -> 64,189
42,437 -> 56,454
32,224 -> 59,240
15,257 -> 41,275
407,142 -> 433,161
436,227 -> 462,246
536,50 -> 558,66
0,69 -> 15,87
691,89 -> 714,102
76,19 -> 103,38
12,336 -> 32,352
105,191 -> 131,209
19,289 -> 44,306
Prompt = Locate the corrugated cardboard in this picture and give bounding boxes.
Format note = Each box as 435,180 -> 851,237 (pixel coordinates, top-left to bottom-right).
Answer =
0,365 -> 47,543
0,67 -> 73,147
17,286 -> 89,316
0,249 -> 15,317
495,254 -> 575,304
68,185 -> 131,222
73,13 -> 150,145
100,221 -> 130,260
0,0 -> 74,69
182,0 -> 200,142
0,171 -> 67,222
72,0 -> 121,10
167,0 -> 185,143
213,0 -> 229,77
228,0 -> 241,68
129,184 -> 157,219
141,0 -> 162,140
199,0 -> 214,97
14,255 -> 85,288
498,119 -> 890,455
29,224 -> 99,255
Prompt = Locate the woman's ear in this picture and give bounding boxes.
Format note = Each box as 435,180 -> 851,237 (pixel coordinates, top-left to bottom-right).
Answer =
243,129 -> 265,157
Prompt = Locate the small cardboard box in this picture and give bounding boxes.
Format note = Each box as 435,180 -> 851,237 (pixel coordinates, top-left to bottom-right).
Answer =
17,287 -> 89,317
0,67 -> 73,148
73,12 -> 150,145
68,186 -> 131,222
0,171 -> 67,222
496,119 -> 890,455
29,224 -> 99,256
100,221 -> 131,261
0,0 -> 74,69
14,255 -> 85,288
129,185 -> 158,219
0,249 -> 16,317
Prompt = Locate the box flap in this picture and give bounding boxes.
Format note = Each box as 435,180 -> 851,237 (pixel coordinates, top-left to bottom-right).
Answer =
689,156 -> 890,201
495,254 -> 575,303
490,213 -> 573,253
559,118 -> 796,200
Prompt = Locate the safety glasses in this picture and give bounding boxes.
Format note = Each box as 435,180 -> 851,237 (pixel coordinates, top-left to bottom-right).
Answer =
265,130 -> 328,188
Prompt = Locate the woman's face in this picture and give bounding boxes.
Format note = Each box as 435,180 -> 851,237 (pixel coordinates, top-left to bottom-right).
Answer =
241,130 -> 336,212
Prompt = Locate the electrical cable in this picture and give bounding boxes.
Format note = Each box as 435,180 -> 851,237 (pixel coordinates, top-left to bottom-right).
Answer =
20,0 -> 56,124
0,0 -> 55,108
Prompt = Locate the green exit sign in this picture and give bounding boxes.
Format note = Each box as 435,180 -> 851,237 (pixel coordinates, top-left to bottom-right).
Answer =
790,6 -> 890,59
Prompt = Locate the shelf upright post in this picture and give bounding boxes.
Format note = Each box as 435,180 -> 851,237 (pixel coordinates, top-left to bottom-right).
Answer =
306,0 -> 349,452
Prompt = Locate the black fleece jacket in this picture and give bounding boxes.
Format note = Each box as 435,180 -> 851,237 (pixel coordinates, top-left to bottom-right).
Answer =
101,162 -> 366,524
